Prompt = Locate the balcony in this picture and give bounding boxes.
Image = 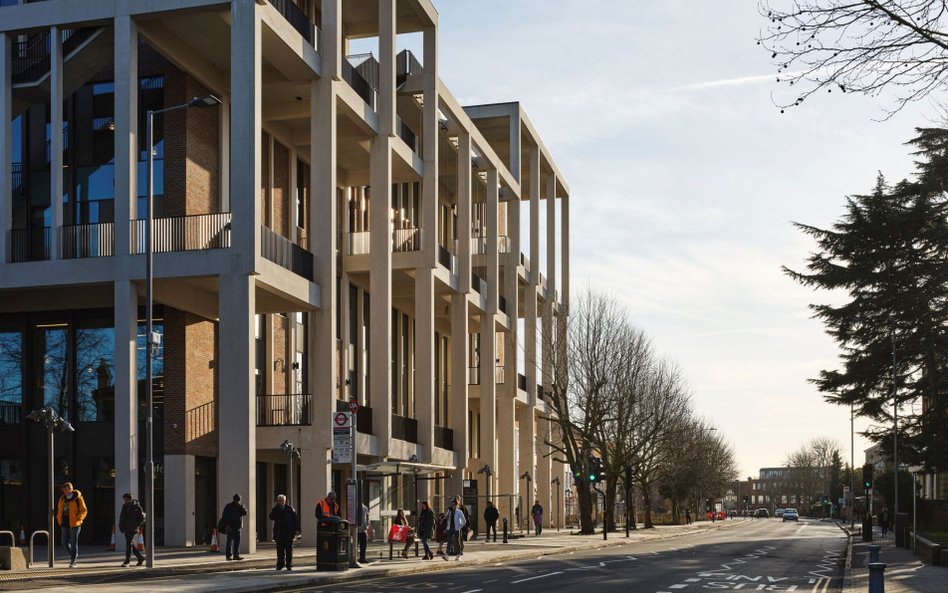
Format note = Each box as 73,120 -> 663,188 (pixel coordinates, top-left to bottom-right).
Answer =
499,295 -> 507,315
468,366 -> 480,385
61,222 -> 114,258
185,400 -> 215,441
256,393 -> 311,426
9,227 -> 50,262
267,0 -> 317,45
347,231 -> 370,255
393,227 -> 420,253
0,402 -> 21,424
392,414 -> 418,443
397,117 -> 418,153
12,27 -> 97,85
130,212 -> 231,254
261,225 -> 314,281
518,373 -> 527,392
495,365 -> 505,384
471,235 -> 486,256
499,235 -> 511,254
434,425 -> 454,450
336,399 -> 373,434
342,54 -> 378,109
437,244 -> 457,274
471,272 -> 486,295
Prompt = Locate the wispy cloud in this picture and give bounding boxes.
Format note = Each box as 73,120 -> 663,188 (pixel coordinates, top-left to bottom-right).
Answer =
670,71 -> 803,92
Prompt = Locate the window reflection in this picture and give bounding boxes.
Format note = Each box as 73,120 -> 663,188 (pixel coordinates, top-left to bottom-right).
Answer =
0,329 -> 23,424
35,322 -> 69,418
75,324 -> 114,423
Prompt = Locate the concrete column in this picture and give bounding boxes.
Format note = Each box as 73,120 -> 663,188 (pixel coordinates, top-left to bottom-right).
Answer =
505,198 -> 520,392
562,195 -> 569,307
113,280 -> 139,528
496,397 -> 515,498
421,25 -> 438,264
230,0 -> 261,271
517,404 -> 535,514
529,149 -> 540,286
0,33 -> 11,264
50,26 -> 63,260
321,0 -> 342,80
448,293 -> 468,496
300,446 -> 333,546
541,300 -> 553,391
536,414 -> 552,530
310,68 -> 336,515
356,288 -> 366,405
457,133 -> 472,293
478,313 -> 496,499
220,100 -> 230,212
113,15 -> 138,258
415,268 -> 435,461
378,0 -> 396,136
486,169 -> 499,313
164,455 -> 196,546
218,273 -> 256,554
369,136 -> 393,454
546,174 -> 557,299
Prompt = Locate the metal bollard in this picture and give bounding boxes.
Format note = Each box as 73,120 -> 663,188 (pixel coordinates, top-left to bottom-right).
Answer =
867,562 -> 886,593
502,518 -> 508,544
868,544 -> 880,564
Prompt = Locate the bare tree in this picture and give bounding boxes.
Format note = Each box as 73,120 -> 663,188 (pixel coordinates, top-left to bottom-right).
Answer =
660,419 -> 738,524
784,436 -> 841,509
758,1 -> 948,115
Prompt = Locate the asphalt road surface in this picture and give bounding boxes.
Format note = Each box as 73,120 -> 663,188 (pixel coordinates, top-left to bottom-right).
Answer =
286,518 -> 846,593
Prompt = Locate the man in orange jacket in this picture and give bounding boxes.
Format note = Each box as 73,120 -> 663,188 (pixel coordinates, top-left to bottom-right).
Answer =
315,491 -> 340,520
56,482 -> 88,567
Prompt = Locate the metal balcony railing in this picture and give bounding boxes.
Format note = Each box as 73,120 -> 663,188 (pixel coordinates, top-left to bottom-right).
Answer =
347,231 -> 370,255
438,244 -> 457,274
130,212 -> 231,254
499,235 -> 511,254
397,117 -> 418,153
393,227 -> 420,253
471,273 -> 486,295
9,227 -> 50,262
517,373 -> 527,392
434,425 -> 454,451
468,366 -> 480,385
495,365 -> 505,385
0,402 -> 21,424
471,235 -> 486,255
185,400 -> 215,441
392,414 -> 418,443
61,222 -> 114,258
499,295 -> 507,315
261,225 -> 314,281
267,0 -> 317,45
12,27 -> 97,84
342,55 -> 378,109
257,393 -> 311,426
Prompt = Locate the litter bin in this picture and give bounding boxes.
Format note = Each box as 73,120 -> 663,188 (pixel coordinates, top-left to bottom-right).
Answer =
316,517 -> 349,571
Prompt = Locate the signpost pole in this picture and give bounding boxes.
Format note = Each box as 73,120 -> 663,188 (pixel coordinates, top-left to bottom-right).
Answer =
350,406 -> 357,567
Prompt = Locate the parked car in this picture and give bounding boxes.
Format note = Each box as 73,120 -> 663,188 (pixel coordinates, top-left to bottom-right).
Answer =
783,508 -> 799,522
755,508 -> 770,518
775,508 -> 786,518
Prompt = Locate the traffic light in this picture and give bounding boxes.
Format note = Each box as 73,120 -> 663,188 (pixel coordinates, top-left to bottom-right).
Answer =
588,456 -> 603,483
624,465 -> 634,492
572,462 -> 585,482
743,495 -> 749,505
863,463 -> 874,490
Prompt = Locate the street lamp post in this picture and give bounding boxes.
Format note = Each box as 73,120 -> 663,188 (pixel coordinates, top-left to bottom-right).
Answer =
551,477 -> 561,531
26,407 -> 74,568
850,404 -> 855,529
477,464 -> 493,502
519,471 -> 532,534
145,95 -> 221,568
280,440 -> 301,506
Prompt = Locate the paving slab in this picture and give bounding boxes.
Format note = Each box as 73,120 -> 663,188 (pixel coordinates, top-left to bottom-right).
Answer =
841,525 -> 948,593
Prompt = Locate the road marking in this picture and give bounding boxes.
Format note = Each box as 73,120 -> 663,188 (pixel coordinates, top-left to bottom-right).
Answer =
668,585 -> 687,589
599,561 -> 606,567
460,590 -> 482,593
685,578 -> 700,582
511,571 -> 564,584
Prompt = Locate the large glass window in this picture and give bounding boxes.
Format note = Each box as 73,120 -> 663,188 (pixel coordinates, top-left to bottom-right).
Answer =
34,321 -> 69,418
75,318 -> 114,423
0,325 -> 23,424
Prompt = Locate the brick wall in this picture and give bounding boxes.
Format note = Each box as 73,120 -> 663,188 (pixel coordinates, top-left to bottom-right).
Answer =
262,132 -> 271,227
273,141 -> 290,237
272,314 -> 288,394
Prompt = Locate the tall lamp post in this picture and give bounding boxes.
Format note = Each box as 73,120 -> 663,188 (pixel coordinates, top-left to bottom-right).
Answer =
280,440 -> 301,506
519,471 -> 532,534
26,407 -> 74,568
477,464 -> 493,501
145,95 -> 221,567
551,477 -> 561,531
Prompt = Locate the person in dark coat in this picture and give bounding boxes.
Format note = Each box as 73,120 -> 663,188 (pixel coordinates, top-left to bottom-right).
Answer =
118,493 -> 145,567
532,500 -> 544,536
269,494 -> 300,570
417,500 -> 435,559
483,501 -> 499,542
221,493 -> 248,560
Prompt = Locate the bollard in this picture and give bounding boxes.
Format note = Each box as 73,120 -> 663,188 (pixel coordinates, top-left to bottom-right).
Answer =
502,518 -> 508,544
868,544 -> 880,564
867,562 -> 886,593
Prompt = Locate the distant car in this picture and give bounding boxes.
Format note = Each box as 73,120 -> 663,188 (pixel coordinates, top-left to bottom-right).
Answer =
755,508 -> 770,518
783,508 -> 799,522
716,511 -> 726,521
727,510 -> 737,518
775,508 -> 786,518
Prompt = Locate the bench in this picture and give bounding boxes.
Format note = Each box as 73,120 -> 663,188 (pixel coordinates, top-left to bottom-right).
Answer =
388,538 -> 420,560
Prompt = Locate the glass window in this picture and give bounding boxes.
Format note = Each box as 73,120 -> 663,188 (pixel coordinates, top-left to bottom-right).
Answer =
0,326 -> 23,424
75,322 -> 115,423
35,321 -> 69,418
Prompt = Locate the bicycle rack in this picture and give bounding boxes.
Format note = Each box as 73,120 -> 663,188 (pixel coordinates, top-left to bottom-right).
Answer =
0,530 -> 14,547
28,530 -> 51,568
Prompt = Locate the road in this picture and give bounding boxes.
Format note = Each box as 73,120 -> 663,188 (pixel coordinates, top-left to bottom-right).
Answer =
288,519 -> 846,593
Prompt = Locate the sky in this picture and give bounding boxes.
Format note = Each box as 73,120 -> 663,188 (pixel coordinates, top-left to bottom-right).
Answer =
426,1 -> 935,480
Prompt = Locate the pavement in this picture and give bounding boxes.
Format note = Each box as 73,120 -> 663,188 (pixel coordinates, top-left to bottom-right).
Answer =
0,519 -> 744,592
841,524 -> 948,593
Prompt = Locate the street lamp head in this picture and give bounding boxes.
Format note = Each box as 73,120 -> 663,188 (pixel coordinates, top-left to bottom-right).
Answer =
280,440 -> 293,454
58,419 -> 74,433
520,471 -> 532,480
27,409 -> 42,422
188,95 -> 222,108
477,464 -> 492,475
409,454 -> 419,463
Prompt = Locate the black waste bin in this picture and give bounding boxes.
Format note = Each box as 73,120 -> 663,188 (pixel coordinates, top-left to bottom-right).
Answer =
316,517 -> 349,571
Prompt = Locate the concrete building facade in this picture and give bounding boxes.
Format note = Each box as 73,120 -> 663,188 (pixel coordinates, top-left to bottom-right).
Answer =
0,0 -> 569,552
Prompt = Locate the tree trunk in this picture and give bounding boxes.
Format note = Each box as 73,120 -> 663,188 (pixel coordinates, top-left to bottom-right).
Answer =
604,475 -> 619,531
670,496 -> 681,524
576,481 -> 596,534
642,483 -> 654,528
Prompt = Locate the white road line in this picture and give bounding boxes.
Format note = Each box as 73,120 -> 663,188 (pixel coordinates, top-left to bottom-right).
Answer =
668,585 -> 687,589
685,578 -> 701,582
511,571 -> 564,584
598,561 -> 606,567
460,590 -> 483,593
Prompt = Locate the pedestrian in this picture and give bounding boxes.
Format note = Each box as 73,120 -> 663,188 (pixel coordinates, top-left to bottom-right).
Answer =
434,511 -> 447,556
56,482 -> 88,567
356,501 -> 369,564
684,508 -> 692,525
269,494 -> 300,571
455,495 -> 470,550
441,498 -> 466,561
393,508 -> 415,558
315,490 -> 340,520
418,500 -> 435,560
879,507 -> 889,538
221,493 -> 248,560
532,500 -> 543,536
118,493 -> 145,567
483,501 -> 499,542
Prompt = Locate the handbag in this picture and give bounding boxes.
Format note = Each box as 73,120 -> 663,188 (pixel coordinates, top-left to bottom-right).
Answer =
366,524 -> 375,541
387,523 -> 410,543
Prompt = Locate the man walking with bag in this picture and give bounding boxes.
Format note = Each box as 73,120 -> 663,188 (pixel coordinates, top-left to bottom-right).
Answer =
221,493 -> 248,560
441,498 -> 466,561
118,493 -> 145,567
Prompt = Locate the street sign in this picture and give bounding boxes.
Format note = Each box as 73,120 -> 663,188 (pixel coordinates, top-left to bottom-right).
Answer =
332,427 -> 352,463
348,400 -> 359,414
333,411 -> 352,429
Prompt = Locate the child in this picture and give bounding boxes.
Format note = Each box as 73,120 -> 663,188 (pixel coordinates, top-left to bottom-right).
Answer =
434,511 -> 446,555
